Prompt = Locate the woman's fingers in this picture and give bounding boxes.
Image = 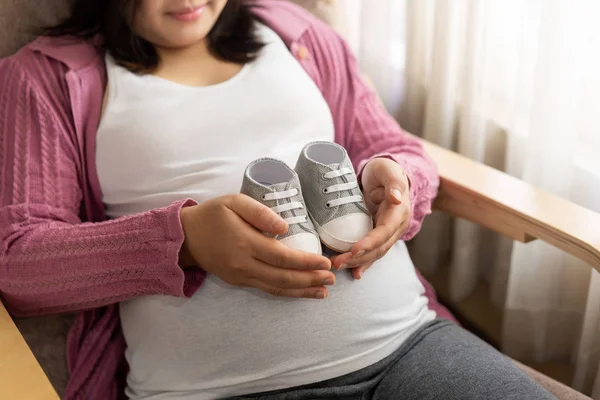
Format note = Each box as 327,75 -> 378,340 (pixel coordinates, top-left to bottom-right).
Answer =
366,186 -> 386,206
329,194 -> 410,271
356,229 -> 401,266
351,262 -> 375,280
227,228 -> 336,299
253,235 -> 331,271
248,257 -> 335,290
334,227 -> 401,269
226,193 -> 288,235
387,186 -> 404,205
350,204 -> 404,258
248,278 -> 329,299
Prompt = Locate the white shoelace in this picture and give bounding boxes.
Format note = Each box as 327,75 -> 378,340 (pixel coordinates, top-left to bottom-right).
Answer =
262,189 -> 307,225
323,168 -> 364,208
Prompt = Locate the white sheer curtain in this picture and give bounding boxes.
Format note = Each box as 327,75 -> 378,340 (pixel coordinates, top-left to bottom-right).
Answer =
336,0 -> 406,114
337,0 -> 600,397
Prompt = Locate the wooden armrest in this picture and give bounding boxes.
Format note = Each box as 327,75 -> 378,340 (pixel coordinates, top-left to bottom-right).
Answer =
0,303 -> 58,399
420,138 -> 600,272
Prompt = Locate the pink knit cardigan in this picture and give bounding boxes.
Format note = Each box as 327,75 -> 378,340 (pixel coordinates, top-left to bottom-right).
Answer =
0,1 -> 452,398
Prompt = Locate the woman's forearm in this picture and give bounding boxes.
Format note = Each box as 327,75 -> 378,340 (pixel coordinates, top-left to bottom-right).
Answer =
0,199 -> 203,317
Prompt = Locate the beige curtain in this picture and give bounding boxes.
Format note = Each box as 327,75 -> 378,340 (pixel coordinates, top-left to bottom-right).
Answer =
337,0 -> 600,397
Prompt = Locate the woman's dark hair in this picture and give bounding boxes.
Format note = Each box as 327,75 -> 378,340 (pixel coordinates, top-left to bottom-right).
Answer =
45,0 -> 264,72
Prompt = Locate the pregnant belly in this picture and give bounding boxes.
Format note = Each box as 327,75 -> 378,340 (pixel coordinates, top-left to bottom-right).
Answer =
120,243 -> 434,396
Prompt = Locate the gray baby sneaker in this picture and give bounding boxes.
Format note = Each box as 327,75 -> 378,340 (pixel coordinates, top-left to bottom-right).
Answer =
295,142 -> 373,253
241,158 -> 322,254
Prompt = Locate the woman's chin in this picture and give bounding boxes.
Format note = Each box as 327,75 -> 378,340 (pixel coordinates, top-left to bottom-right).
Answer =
158,34 -> 210,50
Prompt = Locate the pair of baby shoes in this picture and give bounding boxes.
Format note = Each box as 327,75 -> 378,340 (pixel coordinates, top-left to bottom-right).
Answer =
241,141 -> 373,254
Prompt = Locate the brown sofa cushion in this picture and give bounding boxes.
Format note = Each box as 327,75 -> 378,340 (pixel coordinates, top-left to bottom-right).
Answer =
513,360 -> 592,400
0,0 -> 69,57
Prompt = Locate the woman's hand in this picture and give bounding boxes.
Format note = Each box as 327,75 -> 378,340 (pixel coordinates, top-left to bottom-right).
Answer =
331,158 -> 411,279
180,194 -> 334,299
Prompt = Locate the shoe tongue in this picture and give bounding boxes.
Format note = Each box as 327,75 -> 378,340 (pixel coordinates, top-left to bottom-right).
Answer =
270,181 -> 290,192
269,174 -> 299,193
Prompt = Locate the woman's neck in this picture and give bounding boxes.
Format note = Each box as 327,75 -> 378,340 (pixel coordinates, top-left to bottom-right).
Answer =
152,40 -> 244,87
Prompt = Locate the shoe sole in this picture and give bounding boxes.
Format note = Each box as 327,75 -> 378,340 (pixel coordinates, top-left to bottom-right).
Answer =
313,220 -> 354,254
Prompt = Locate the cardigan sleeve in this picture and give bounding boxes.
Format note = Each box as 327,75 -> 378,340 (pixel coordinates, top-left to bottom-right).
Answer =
0,58 -> 203,317
300,23 -> 440,240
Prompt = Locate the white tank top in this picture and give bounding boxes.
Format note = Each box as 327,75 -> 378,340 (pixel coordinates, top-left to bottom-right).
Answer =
96,24 -> 435,400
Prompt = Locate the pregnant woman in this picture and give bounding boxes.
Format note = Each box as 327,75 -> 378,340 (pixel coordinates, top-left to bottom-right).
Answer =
0,0 -> 555,399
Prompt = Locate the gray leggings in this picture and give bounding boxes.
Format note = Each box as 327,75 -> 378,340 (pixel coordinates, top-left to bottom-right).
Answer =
232,319 -> 556,400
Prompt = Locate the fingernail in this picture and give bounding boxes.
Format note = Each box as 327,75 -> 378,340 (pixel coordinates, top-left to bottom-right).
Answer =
392,189 -> 403,202
323,278 -> 334,286
354,250 -> 366,258
356,272 -> 363,280
339,264 -> 348,270
320,262 -> 332,270
273,220 -> 287,232
316,291 -> 327,299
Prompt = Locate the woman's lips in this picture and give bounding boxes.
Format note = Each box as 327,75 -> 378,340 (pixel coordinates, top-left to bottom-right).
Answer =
168,5 -> 207,22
